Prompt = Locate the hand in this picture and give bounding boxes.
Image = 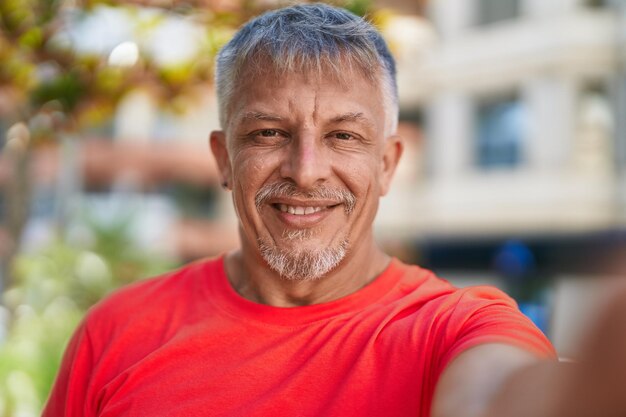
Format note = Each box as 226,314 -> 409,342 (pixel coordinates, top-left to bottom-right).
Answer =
553,287 -> 626,417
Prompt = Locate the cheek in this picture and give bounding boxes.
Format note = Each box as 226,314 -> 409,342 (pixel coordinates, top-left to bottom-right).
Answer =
336,156 -> 380,193
232,152 -> 278,206
234,154 -> 266,185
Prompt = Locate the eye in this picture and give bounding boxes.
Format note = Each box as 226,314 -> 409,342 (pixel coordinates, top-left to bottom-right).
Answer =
258,129 -> 279,137
332,132 -> 354,140
246,128 -> 288,145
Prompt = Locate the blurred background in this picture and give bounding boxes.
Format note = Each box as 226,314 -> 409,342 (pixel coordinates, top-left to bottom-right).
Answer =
1,0 -> 625,414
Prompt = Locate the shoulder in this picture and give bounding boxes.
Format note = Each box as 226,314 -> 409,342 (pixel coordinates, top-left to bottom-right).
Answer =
389,259 -> 517,311
385,260 -> 553,355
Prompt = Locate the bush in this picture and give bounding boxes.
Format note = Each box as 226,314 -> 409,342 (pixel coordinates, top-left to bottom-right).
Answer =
0,224 -> 175,416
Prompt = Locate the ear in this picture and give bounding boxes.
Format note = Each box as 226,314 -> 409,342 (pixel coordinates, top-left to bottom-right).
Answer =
379,134 -> 404,196
210,130 -> 232,190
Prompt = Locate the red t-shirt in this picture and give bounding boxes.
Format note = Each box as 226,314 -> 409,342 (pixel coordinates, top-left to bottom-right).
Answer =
44,257 -> 554,416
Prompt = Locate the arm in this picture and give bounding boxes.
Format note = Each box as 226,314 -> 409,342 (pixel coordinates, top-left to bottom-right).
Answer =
432,287 -> 626,417
431,344 -> 563,417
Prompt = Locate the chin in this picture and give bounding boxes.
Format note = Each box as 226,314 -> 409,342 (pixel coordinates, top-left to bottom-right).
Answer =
258,238 -> 349,281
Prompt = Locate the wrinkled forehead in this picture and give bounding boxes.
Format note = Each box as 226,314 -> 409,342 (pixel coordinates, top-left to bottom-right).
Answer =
226,50 -> 385,120
239,48 -> 381,86
229,68 -> 378,129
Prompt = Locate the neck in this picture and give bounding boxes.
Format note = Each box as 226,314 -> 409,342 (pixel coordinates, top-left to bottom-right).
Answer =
224,234 -> 390,307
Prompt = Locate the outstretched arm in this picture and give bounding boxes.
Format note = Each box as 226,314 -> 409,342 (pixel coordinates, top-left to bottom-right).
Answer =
431,289 -> 626,417
431,344 -> 562,417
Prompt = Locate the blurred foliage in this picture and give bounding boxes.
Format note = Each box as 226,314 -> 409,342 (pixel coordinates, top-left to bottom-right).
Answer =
0,0 -> 377,415
0,0 -> 247,139
0,218 -> 175,415
0,0 -> 376,142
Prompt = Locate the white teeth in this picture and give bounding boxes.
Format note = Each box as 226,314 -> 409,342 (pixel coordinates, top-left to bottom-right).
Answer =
277,205 -> 324,215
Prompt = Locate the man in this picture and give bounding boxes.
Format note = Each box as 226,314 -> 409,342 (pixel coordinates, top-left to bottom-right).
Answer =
43,3 -> 626,417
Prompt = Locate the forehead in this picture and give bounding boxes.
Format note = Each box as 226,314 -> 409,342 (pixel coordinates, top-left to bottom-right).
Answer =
228,66 -> 386,129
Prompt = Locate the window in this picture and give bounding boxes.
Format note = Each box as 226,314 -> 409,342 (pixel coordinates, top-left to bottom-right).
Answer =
586,0 -> 609,8
475,94 -> 527,169
572,81 -> 614,172
476,0 -> 521,26
398,107 -> 426,182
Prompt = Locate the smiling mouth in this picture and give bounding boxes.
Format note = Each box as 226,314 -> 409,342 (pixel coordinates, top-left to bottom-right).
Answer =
272,203 -> 340,215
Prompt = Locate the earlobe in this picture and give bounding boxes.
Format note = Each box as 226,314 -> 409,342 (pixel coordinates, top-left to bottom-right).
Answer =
380,135 -> 404,196
210,130 -> 232,190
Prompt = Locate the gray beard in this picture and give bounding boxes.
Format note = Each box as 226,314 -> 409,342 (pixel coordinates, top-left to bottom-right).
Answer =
258,236 -> 349,281
254,181 -> 355,280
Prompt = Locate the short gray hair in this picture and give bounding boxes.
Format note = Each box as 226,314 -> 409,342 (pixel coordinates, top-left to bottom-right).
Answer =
215,3 -> 398,134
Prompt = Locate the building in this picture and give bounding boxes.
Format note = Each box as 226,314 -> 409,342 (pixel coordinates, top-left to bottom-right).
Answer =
375,0 -> 626,353
380,0 -> 625,238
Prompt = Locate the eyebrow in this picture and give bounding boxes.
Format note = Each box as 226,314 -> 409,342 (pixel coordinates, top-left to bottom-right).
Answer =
240,111 -> 284,122
239,110 -> 374,128
331,112 -> 374,129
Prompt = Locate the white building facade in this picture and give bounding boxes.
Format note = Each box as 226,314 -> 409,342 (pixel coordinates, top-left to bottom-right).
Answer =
374,0 -> 626,354
378,0 -> 626,239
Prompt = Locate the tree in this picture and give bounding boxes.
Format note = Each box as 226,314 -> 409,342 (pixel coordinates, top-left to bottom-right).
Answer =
0,1 -> 377,413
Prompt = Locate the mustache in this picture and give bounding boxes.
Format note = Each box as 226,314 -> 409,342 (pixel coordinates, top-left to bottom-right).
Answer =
255,182 -> 356,214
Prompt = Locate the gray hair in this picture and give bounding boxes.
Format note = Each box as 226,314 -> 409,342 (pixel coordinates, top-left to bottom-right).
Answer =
215,3 -> 398,134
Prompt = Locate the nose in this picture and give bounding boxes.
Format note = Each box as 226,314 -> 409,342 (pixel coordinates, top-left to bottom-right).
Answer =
279,133 -> 331,189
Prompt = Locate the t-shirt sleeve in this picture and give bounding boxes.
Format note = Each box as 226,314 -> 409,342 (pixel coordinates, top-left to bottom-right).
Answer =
42,319 -> 97,417
436,286 -> 556,378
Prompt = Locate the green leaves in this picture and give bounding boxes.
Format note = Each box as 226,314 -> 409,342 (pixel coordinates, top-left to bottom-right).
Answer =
0,218 -> 176,414
30,70 -> 84,112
